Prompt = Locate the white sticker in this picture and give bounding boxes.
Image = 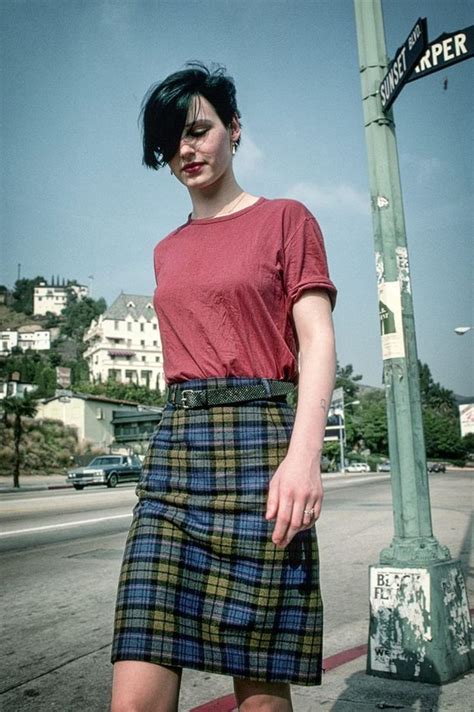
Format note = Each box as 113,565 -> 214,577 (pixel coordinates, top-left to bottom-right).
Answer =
396,246 -> 411,294
375,252 -> 384,287
378,281 -> 405,359
377,195 -> 390,208
370,567 -> 431,674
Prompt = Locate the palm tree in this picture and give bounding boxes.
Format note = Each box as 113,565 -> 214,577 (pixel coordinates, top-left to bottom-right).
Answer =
2,394 -> 38,488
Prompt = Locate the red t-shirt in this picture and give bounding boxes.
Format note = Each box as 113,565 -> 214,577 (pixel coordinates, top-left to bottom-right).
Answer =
153,197 -> 337,384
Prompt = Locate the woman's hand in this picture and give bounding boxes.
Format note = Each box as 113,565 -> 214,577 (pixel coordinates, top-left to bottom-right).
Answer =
265,452 -> 323,548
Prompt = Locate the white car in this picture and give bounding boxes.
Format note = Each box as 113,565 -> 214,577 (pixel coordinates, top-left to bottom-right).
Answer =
346,462 -> 370,473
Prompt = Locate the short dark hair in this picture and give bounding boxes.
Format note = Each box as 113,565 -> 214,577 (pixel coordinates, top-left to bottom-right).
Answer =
140,61 -> 241,170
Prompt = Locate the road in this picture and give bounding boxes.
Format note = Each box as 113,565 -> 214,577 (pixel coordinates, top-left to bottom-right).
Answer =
0,471 -> 472,711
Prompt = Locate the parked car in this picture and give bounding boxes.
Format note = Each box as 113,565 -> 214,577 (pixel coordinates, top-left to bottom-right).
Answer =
427,462 -> 446,473
67,455 -> 142,490
377,460 -> 391,473
346,462 -> 370,473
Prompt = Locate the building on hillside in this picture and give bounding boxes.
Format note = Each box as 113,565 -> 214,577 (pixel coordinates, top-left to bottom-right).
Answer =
0,330 -> 18,354
0,379 -> 38,400
35,391 -> 159,448
0,326 -> 50,354
84,293 -> 165,393
33,280 -> 89,316
17,325 -> 51,351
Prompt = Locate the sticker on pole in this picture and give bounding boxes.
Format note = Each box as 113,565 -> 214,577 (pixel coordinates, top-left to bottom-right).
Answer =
378,281 -> 405,359
369,567 -> 431,675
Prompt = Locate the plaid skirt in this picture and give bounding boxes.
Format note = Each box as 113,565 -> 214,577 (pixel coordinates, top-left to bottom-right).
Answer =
111,377 -> 323,686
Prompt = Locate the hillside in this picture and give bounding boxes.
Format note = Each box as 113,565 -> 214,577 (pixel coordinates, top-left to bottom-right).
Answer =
0,304 -> 52,330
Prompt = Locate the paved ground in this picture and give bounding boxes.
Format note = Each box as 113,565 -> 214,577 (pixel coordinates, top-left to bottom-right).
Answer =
1,470 -> 472,710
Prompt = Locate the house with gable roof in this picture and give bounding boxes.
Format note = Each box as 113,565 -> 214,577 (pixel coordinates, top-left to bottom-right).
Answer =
83,293 -> 164,392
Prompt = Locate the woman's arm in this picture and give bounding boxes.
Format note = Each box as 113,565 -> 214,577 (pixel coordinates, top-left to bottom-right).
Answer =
265,288 -> 336,548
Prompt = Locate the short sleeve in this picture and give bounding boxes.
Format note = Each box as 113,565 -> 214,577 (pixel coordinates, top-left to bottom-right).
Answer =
283,216 -> 337,310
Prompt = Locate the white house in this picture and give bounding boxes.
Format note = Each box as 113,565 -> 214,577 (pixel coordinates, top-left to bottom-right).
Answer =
0,380 -> 38,400
34,281 -> 89,316
83,293 -> 165,393
17,325 -> 51,351
35,392 -> 145,447
0,326 -> 50,354
0,330 -> 18,354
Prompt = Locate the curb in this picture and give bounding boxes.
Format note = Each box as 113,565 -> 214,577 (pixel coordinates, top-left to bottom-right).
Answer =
0,484 -> 73,493
189,644 -> 370,712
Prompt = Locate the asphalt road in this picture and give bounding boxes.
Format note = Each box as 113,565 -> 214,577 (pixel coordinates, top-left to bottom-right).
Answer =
0,471 -> 471,711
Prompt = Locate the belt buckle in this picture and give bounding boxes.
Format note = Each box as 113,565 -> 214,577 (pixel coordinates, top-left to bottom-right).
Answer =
180,389 -> 194,409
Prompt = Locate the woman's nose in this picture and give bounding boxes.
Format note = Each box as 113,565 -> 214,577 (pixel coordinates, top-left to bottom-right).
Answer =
180,138 -> 196,158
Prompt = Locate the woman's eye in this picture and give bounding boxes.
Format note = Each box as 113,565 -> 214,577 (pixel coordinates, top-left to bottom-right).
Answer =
188,128 -> 208,138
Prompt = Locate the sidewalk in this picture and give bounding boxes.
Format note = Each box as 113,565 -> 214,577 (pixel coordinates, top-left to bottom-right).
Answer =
0,469 -> 388,493
187,647 -> 473,711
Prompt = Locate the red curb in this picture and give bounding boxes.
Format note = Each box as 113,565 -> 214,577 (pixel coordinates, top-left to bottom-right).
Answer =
189,644 -> 370,712
190,694 -> 237,712
322,643 -> 368,672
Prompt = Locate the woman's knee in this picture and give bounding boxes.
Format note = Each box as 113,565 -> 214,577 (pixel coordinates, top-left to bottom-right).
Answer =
233,678 -> 292,712
110,660 -> 182,712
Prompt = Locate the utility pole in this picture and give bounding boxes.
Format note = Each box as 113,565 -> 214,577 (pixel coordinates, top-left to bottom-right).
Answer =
354,0 -> 472,683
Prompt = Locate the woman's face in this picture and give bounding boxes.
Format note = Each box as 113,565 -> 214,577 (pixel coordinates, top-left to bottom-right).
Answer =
168,95 -> 240,190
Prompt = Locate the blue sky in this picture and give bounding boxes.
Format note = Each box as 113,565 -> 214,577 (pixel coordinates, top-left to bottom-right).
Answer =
1,0 -> 472,395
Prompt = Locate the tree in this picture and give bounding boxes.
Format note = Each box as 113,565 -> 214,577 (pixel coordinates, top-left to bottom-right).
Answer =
356,389 -> 388,454
423,408 -> 465,461
335,362 -> 363,400
418,361 -> 457,417
2,394 -> 38,487
74,379 -> 165,406
60,294 -> 107,341
12,276 -> 45,315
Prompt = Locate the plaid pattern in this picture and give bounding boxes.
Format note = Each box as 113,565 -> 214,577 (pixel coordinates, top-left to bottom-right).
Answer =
111,377 -> 323,685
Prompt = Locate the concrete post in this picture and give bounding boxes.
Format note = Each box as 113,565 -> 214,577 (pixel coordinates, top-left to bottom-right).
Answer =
354,0 -> 472,683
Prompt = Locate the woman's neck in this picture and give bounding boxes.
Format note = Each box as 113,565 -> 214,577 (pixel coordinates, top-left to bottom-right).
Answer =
189,173 -> 247,220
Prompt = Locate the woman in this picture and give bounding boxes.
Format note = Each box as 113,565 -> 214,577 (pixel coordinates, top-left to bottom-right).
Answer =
111,62 -> 337,712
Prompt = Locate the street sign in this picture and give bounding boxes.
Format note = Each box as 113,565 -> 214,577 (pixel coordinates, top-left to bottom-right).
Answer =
380,17 -> 428,112
406,26 -> 474,83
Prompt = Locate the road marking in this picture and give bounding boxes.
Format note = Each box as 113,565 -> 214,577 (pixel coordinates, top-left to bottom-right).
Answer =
0,513 -> 131,537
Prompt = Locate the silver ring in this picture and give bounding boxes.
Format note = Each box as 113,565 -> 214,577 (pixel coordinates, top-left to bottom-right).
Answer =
304,508 -> 315,516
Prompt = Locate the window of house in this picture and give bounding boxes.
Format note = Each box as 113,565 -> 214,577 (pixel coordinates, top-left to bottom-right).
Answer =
153,340 -> 157,346
155,356 -> 160,362
140,323 -> 144,332
125,369 -> 137,383
142,356 -> 146,362
140,340 -> 145,346
141,370 -> 152,387
127,322 -> 132,331
114,320 -> 119,330
108,369 -> 121,381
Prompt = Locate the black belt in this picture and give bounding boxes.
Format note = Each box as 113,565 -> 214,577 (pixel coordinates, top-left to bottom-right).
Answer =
166,380 -> 295,409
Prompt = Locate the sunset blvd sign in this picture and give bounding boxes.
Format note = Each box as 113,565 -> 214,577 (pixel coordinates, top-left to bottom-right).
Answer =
380,17 -> 427,112
406,25 -> 474,82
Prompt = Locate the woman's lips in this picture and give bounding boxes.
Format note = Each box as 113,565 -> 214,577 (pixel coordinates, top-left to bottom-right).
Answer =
182,163 -> 204,174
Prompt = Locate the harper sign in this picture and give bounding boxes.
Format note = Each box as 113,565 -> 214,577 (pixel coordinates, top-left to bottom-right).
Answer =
407,25 -> 474,83
380,17 -> 428,112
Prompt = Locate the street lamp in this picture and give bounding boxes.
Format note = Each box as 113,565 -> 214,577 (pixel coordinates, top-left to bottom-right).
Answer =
454,326 -> 472,335
336,400 -> 361,473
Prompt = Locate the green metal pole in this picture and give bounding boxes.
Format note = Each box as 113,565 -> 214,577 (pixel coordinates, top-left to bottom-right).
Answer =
354,0 -> 472,683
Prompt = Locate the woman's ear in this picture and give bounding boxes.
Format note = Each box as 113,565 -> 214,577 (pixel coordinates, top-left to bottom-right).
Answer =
230,114 -> 241,145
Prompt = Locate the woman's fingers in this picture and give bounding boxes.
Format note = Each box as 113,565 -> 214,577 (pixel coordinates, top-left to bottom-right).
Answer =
265,473 -> 279,521
272,497 -> 321,547
271,500 -> 294,547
